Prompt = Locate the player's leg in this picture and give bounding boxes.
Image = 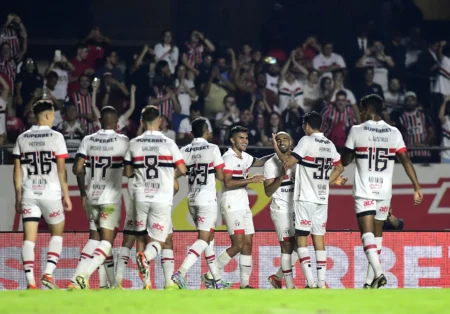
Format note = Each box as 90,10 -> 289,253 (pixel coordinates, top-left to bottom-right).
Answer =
239,210 -> 255,289
161,232 -> 177,289
355,199 -> 386,288
101,217 -> 120,288
294,201 -> 316,288
41,199 -> 65,289
21,200 -> 40,289
115,231 -> 136,288
311,204 -> 328,289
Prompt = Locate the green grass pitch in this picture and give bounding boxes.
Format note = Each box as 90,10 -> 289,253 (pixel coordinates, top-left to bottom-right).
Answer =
0,289 -> 449,314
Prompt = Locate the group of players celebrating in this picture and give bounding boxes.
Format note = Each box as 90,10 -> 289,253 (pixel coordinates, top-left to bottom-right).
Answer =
13,93 -> 423,290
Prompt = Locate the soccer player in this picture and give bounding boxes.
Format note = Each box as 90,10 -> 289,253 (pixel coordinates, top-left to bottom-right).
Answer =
74,106 -> 130,289
273,112 -> 344,289
171,118 -> 227,289
127,105 -> 186,290
13,99 -> 72,289
263,132 -> 298,289
342,94 -> 423,288
202,126 -> 272,289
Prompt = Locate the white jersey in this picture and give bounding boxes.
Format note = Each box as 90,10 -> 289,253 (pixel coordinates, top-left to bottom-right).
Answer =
12,125 -> 68,200
76,129 -> 129,205
345,120 -> 407,200
278,80 -> 304,112
292,133 -> 341,204
221,148 -> 254,211
263,154 -> 295,208
125,130 -> 184,205
181,138 -> 224,206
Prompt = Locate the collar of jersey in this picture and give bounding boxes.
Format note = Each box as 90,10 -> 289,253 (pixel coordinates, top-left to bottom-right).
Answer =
193,137 -> 208,143
31,125 -> 50,130
310,132 -> 324,137
366,120 -> 387,125
98,129 -> 116,134
143,130 -> 162,135
227,147 -> 243,159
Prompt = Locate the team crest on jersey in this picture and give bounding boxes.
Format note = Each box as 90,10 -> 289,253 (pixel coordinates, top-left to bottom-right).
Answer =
234,220 -> 240,227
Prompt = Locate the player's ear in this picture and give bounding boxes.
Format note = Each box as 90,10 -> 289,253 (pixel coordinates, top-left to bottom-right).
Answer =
157,117 -> 162,128
230,136 -> 235,145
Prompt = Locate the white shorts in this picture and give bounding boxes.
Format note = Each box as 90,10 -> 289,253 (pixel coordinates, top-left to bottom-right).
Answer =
136,201 -> 173,242
222,209 -> 255,236
189,205 -> 217,232
87,203 -> 121,231
22,198 -> 64,225
270,201 -> 295,242
354,198 -> 390,221
123,197 -> 141,235
0,113 -> 5,135
294,201 -> 327,236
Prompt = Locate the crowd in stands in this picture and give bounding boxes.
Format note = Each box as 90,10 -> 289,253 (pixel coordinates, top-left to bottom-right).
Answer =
1,13 -> 450,163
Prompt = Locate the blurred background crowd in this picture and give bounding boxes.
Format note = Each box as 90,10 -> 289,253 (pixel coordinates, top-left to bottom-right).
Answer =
1,0 -> 450,163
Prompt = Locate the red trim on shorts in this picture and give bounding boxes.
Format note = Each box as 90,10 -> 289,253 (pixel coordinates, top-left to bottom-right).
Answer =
234,229 -> 245,234
188,249 -> 200,257
396,147 -> 407,154
174,159 -> 185,166
363,244 -> 377,251
215,163 -> 225,170
161,258 -> 175,262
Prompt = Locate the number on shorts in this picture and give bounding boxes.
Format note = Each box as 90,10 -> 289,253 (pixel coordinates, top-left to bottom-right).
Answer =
25,151 -> 53,176
90,156 -> 112,180
144,156 -> 159,179
188,163 -> 208,185
368,148 -> 388,172
313,157 -> 332,180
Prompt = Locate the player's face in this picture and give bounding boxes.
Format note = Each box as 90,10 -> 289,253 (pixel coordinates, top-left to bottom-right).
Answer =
276,134 -> 290,153
231,132 -> 248,152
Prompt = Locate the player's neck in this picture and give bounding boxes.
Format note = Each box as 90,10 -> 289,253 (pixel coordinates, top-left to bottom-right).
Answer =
145,127 -> 159,132
37,121 -> 51,127
370,115 -> 383,122
232,146 -> 242,158
308,130 -> 321,136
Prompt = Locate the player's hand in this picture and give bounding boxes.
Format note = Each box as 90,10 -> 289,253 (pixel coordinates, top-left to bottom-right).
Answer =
250,174 -> 265,183
414,190 -> 423,205
271,133 -> 277,147
15,200 -> 22,214
81,196 -> 87,211
131,84 -> 136,93
333,175 -> 348,186
64,197 -> 73,212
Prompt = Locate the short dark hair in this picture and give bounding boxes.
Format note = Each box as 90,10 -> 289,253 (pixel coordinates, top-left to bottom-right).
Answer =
32,100 -> 54,116
223,94 -> 234,104
229,126 -> 248,139
46,71 -> 58,80
336,90 -> 347,99
141,105 -> 160,123
190,103 -> 202,113
191,118 -> 209,138
360,94 -> 384,116
100,106 -> 117,120
303,111 -> 322,130
77,43 -> 88,50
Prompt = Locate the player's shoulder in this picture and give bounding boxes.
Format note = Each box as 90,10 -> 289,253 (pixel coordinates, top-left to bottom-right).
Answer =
115,133 -> 129,142
163,135 -> 177,147
242,150 -> 254,161
49,128 -> 65,140
263,155 -> 278,170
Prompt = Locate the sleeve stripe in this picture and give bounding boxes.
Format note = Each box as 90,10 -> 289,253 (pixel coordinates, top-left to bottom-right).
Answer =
215,163 -> 225,170
12,154 -> 20,159
75,153 -> 86,159
396,147 -> 407,154
224,169 -> 233,174
333,159 -> 342,166
291,152 -> 301,161
174,159 -> 185,166
56,153 -> 69,159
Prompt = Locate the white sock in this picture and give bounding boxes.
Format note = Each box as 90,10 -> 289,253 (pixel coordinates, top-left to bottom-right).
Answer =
291,250 -> 298,266
275,266 -> 284,280
103,253 -> 115,286
161,249 -> 175,287
239,255 -> 252,288
216,249 -> 232,272
44,236 -> 62,275
22,240 -> 36,285
204,240 -> 221,281
362,233 -> 382,278
98,265 -> 108,287
84,240 -> 112,279
281,253 -> 294,289
71,239 -> 99,282
315,250 -> 327,288
115,247 -> 130,285
298,247 -> 315,287
144,242 -> 161,261
365,237 -> 382,285
179,240 -> 208,276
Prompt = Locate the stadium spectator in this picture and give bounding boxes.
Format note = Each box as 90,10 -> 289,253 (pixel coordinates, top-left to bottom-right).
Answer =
385,30 -> 406,80
160,115 -> 176,141
177,103 -> 212,145
83,26 -> 111,69
215,95 -> 240,144
175,64 -> 197,117
45,52 -> 74,103
250,94 -> 272,122
230,108 -> 261,146
278,51 -> 306,113
383,77 -> 405,114
266,62 -> 281,94
355,67 -> 384,101
301,36 -> 321,69
0,42 -> 17,96
57,103 -> 85,158
317,76 -> 334,111
0,14 -> 27,60
71,74 -> 95,134
312,41 -> 346,78
438,96 -> 450,163
321,90 -> 357,152
154,30 -> 179,74
254,72 -> 277,111
68,44 -> 94,95
45,71 -> 64,127
95,50 -> 129,96
303,70 -> 321,111
238,44 -> 252,67
383,207 -> 404,231
330,70 -> 357,107
0,74 -> 9,145
396,91 -> 434,162
403,26 -> 427,69
99,73 -> 130,116
203,65 -> 234,120
434,42 -> 450,97
14,58 -> 43,118
262,112 -> 283,146
182,30 -> 215,78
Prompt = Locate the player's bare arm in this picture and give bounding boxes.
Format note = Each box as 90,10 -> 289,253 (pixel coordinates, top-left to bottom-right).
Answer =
215,167 -> 225,182
175,168 -> 185,179
57,158 -> 72,212
264,165 -> 286,197
341,148 -> 355,167
397,152 -> 423,205
13,158 -> 22,214
175,161 -> 187,176
252,154 -> 274,167
174,178 -> 179,196
328,162 -> 345,185
123,165 -> 134,178
223,172 -> 264,190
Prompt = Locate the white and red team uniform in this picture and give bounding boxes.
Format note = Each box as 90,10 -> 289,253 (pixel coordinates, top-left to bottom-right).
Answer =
263,155 -> 296,241
345,120 -> 407,220
125,130 -> 184,242
221,148 -> 255,235
76,129 -> 129,231
291,133 -> 341,235
12,125 -> 69,225
181,138 -> 224,232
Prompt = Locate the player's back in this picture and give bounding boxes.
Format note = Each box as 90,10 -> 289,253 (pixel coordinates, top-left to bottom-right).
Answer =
127,130 -> 183,205
182,138 -> 224,206
346,120 -> 406,200
13,125 -> 68,200
294,133 -> 340,204
82,129 -> 129,205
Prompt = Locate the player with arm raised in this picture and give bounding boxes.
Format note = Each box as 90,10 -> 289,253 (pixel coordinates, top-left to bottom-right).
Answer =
273,112 -> 345,288
171,118 -> 228,289
13,100 -> 72,289
201,126 -> 272,289
341,94 -> 423,289
128,105 -> 187,290
73,106 -> 129,289
263,132 -> 298,289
